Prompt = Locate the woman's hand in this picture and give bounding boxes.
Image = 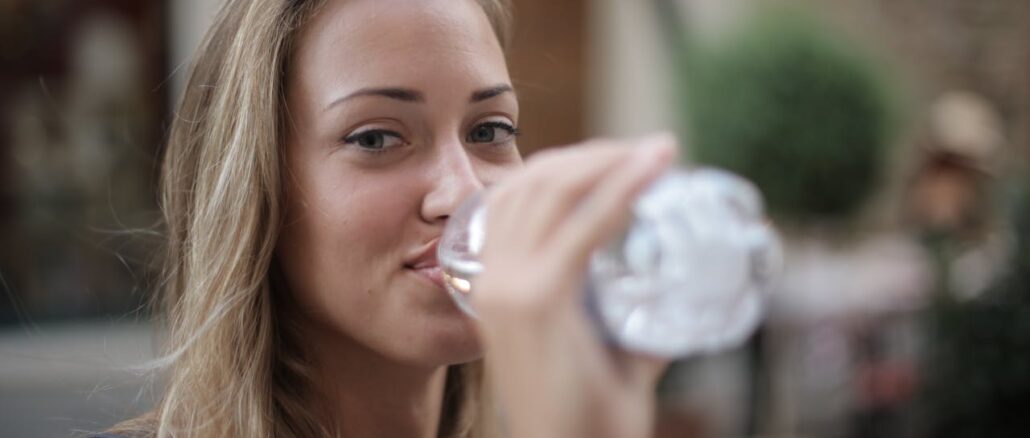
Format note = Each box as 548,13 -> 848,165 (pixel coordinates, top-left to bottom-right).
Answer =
473,133 -> 678,438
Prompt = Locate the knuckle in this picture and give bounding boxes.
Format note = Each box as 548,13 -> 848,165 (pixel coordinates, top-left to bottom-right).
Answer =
475,273 -> 559,319
477,289 -> 550,321
575,136 -> 615,150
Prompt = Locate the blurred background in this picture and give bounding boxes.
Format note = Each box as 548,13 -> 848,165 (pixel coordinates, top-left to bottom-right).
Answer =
1,0 -> 1028,436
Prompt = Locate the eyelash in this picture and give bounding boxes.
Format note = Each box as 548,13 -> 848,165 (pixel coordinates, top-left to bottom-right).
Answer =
341,121 -> 520,154
341,129 -> 404,155
470,121 -> 521,142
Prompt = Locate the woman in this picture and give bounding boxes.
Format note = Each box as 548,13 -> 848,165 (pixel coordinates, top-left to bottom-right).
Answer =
104,0 -> 674,436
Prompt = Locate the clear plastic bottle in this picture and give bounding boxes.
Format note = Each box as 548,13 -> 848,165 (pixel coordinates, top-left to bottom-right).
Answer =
438,167 -> 782,358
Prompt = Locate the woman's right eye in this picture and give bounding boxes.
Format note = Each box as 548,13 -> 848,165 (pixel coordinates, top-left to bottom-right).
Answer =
342,129 -> 406,153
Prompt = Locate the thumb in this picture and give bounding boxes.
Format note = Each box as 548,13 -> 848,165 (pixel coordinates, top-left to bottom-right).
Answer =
613,349 -> 672,389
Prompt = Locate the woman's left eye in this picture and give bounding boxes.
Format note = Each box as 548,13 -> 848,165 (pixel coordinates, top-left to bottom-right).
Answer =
467,121 -> 519,144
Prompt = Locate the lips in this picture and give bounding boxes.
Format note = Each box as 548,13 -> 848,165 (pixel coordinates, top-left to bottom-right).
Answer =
410,265 -> 445,288
404,239 -> 445,289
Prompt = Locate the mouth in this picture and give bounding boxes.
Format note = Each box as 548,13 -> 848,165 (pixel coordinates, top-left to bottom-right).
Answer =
404,238 -> 445,289
405,265 -> 446,289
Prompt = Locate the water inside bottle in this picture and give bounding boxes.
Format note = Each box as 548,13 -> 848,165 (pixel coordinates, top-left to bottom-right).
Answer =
437,167 -> 782,358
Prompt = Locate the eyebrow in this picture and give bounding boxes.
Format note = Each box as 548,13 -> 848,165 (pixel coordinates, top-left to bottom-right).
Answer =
324,84 -> 514,111
324,87 -> 424,110
470,84 -> 514,103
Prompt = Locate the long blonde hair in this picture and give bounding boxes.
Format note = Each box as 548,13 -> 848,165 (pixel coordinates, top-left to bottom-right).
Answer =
110,0 -> 512,436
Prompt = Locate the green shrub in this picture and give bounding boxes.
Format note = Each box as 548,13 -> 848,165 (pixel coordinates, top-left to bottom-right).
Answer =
683,11 -> 897,222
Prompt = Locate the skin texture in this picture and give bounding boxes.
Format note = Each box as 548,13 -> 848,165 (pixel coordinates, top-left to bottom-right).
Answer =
279,0 -> 520,435
279,0 -> 671,436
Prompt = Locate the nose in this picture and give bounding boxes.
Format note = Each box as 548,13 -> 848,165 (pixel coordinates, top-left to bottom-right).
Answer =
420,139 -> 484,223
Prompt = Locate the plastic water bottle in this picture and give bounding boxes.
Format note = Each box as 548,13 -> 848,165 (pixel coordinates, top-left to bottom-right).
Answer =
438,167 -> 781,358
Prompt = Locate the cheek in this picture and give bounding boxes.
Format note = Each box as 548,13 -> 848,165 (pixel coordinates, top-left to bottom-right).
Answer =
478,154 -> 525,187
278,169 -> 419,322
302,186 -> 410,279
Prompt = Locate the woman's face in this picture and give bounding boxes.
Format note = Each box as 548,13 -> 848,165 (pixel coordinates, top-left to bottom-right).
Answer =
279,0 -> 520,367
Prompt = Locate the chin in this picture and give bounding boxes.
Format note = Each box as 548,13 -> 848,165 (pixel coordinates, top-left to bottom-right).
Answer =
401,314 -> 484,367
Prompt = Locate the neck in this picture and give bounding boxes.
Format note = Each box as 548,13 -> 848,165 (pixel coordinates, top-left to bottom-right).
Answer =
305,329 -> 449,438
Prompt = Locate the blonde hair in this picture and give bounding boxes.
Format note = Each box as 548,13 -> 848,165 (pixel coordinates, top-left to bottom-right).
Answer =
110,0 -> 512,436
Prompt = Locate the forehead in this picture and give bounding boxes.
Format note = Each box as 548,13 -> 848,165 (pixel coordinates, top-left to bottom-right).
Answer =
291,0 -> 508,98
